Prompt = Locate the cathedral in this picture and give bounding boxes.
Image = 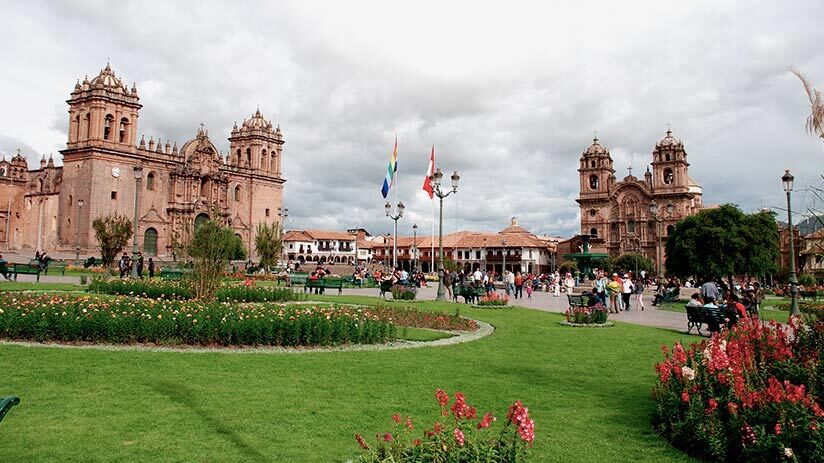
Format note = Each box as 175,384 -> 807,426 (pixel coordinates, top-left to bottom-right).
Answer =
0,63 -> 285,258
576,130 -> 703,271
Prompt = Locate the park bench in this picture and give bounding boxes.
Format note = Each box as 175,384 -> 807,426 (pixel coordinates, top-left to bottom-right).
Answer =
453,284 -> 487,304
567,294 -> 589,310
321,277 -> 344,295
5,263 -> 42,282
685,305 -> 739,335
45,261 -> 68,275
801,290 -> 819,301
160,268 -> 184,280
0,396 -> 20,426
288,273 -> 308,287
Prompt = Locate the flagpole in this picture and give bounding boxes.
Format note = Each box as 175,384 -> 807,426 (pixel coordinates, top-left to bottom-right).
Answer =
431,195 -> 435,273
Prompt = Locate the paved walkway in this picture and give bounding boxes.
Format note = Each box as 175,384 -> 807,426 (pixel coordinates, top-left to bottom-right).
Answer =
342,285 -> 693,334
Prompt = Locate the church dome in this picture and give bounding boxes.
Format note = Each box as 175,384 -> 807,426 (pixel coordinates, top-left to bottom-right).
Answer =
178,126 -> 221,162
89,63 -> 128,92
241,109 -> 271,130
581,137 -> 609,158
656,129 -> 683,149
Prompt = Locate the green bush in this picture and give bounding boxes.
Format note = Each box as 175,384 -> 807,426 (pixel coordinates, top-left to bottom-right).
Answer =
391,285 -> 416,300
88,278 -> 306,303
0,294 -> 392,347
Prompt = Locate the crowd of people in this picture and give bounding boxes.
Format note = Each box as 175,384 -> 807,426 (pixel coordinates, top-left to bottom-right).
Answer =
117,252 -> 155,279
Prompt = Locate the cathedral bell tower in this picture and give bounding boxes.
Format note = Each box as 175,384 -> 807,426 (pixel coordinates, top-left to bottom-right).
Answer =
578,136 -> 615,199
66,63 -> 141,148
650,129 -> 689,193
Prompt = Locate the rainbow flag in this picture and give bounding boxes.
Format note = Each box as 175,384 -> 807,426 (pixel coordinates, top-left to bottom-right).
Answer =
381,136 -> 398,198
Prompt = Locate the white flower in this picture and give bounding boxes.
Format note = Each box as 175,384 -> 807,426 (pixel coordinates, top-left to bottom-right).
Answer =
682,366 -> 696,381
784,448 -> 794,458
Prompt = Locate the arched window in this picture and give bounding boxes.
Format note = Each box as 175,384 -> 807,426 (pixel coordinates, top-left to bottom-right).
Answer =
589,174 -> 599,190
245,148 -> 251,165
590,227 -> 598,237
665,153 -> 671,162
590,160 -> 595,168
144,228 -> 158,256
235,149 -> 241,166
38,179 -> 44,193
195,213 -> 210,230
234,185 -> 241,201
666,225 -> 675,236
261,149 -> 267,170
84,113 -> 91,139
104,114 -> 114,140
627,220 -> 636,234
270,153 -> 276,171
73,115 -> 80,141
200,177 -> 210,198
68,195 -> 73,206
663,168 -> 674,184
589,209 -> 597,217
119,117 -> 129,143
0,167 -> 6,177
146,172 -> 156,190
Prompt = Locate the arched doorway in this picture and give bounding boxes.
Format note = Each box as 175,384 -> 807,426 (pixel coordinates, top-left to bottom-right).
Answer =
195,213 -> 210,230
144,228 -> 158,256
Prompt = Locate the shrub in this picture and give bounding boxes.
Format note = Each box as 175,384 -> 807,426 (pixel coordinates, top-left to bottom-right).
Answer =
652,316 -> 824,461
353,389 -> 534,462
0,294 -> 394,347
565,303 -> 608,324
88,277 -> 306,303
391,285 -> 416,300
92,214 -> 133,267
477,292 -> 509,307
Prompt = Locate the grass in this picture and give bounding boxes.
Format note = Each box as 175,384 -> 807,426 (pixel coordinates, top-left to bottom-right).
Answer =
395,326 -> 455,342
0,281 -> 83,292
0,295 -> 699,463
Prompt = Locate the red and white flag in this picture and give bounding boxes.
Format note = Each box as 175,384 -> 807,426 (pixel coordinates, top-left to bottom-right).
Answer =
422,146 -> 435,199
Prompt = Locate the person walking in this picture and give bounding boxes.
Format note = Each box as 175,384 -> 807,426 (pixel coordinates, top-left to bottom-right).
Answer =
621,274 -> 634,311
505,270 -> 515,296
526,276 -> 533,300
443,269 -> 454,301
635,276 -> 645,311
147,258 -> 155,278
514,271 -> 524,299
136,252 -> 144,278
553,271 -> 560,297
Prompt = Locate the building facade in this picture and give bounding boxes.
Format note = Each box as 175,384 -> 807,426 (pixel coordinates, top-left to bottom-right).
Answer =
576,130 -> 703,271
0,63 -> 285,258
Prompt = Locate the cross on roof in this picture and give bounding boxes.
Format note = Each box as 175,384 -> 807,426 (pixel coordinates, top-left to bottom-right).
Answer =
666,122 -> 672,132
199,122 -> 205,130
16,148 -> 21,156
627,165 -> 633,176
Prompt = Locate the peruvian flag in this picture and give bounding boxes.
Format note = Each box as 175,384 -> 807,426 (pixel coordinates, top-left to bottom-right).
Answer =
422,146 -> 435,199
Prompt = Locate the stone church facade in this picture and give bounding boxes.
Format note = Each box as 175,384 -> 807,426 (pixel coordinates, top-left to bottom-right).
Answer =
576,130 -> 703,271
0,63 -> 285,258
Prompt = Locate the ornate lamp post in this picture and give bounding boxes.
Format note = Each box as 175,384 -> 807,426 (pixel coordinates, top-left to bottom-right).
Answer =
412,223 -> 418,272
783,170 -> 800,316
431,168 -> 460,301
75,199 -> 85,262
278,207 -> 288,269
131,165 -> 143,278
648,201 -> 674,279
501,238 -> 507,276
385,201 -> 404,269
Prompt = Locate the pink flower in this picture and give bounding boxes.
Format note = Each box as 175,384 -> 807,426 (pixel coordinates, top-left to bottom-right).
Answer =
453,428 -> 465,447
681,391 -> 690,403
405,417 -> 414,430
775,423 -> 782,435
391,413 -> 401,424
477,412 -> 496,429
435,388 -> 450,407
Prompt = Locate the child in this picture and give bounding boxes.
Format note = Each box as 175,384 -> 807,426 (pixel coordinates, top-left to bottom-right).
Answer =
526,278 -> 533,299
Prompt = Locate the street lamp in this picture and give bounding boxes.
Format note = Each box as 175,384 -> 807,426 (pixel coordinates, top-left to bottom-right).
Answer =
278,207 -> 288,270
502,238 -> 507,277
385,201 -> 404,269
412,223 -> 418,272
783,169 -> 800,316
75,199 -> 85,262
131,165 -> 143,278
649,201 -> 663,279
432,168 -> 460,301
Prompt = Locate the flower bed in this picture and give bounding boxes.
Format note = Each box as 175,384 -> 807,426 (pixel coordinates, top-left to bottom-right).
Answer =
353,388 -> 534,462
369,305 -> 479,332
776,301 -> 824,318
652,316 -> 824,461
0,294 -> 393,347
391,285 -> 417,300
474,292 -> 509,308
564,303 -> 609,325
88,278 -> 306,303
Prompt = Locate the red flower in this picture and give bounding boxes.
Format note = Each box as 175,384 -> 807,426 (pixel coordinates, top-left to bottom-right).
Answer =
477,412 -> 496,429
681,391 -> 690,403
434,422 -> 442,434
774,423 -> 782,435
727,402 -> 739,416
405,417 -> 414,430
383,432 -> 393,442
453,428 -> 465,447
435,388 -> 450,407
355,433 -> 369,450
507,401 -> 535,443
451,392 -> 468,419
741,422 -> 757,446
705,398 -> 718,415
391,413 -> 401,424
413,438 -> 421,447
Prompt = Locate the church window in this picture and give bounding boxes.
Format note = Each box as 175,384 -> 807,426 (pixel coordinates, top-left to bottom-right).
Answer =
261,149 -> 267,170
589,209 -> 597,217
146,172 -> 156,191
144,228 -> 158,256
589,174 -> 599,190
663,168 -> 674,184
590,227 -> 598,237
234,185 -> 241,201
235,149 -> 241,165
627,220 -> 636,234
38,179 -> 44,192
111,191 -> 117,200
590,160 -> 595,168
265,208 -> 270,217
119,118 -> 129,143
245,148 -> 251,165
666,225 -> 675,235
74,115 -> 80,141
270,154 -> 276,171
665,153 -> 671,162
104,114 -> 114,140
84,113 -> 91,139
0,167 -> 6,177
68,195 -> 73,206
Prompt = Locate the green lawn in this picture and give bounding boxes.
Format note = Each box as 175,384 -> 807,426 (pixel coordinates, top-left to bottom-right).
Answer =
0,295 -> 699,463
0,281 -> 83,292
396,326 -> 456,342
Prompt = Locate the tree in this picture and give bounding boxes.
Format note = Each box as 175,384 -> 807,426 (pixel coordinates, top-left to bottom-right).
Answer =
558,261 -> 578,275
612,253 -> 654,275
254,222 -> 283,272
665,204 -> 778,281
92,214 -> 133,267
188,219 -> 246,300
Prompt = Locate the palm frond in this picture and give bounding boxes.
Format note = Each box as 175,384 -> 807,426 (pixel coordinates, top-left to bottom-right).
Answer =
790,66 -> 824,139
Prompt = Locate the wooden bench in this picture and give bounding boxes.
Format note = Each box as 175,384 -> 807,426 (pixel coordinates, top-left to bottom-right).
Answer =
321,277 -> 344,295
453,284 -> 487,304
45,261 -> 68,275
160,268 -> 184,280
0,396 -> 20,425
5,263 -> 42,282
304,278 -> 325,294
685,305 -> 739,335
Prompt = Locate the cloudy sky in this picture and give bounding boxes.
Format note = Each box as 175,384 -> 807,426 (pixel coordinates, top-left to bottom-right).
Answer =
1,0 -> 823,238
